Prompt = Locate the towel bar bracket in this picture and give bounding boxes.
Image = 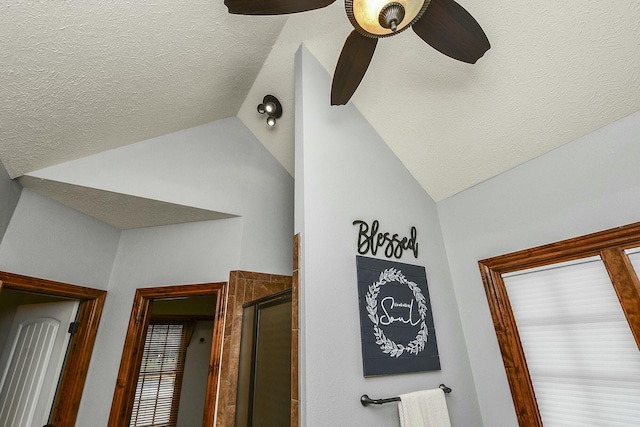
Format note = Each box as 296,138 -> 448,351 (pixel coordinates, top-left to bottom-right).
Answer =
360,384 -> 452,407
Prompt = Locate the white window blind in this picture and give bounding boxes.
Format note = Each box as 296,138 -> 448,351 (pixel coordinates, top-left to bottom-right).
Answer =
130,323 -> 188,427
624,247 -> 640,277
502,257 -> 640,427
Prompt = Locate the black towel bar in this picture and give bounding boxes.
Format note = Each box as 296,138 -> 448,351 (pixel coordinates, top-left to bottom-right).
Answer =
360,384 -> 452,407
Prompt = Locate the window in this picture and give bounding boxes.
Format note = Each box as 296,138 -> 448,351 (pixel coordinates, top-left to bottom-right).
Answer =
129,321 -> 193,427
479,222 -> 640,427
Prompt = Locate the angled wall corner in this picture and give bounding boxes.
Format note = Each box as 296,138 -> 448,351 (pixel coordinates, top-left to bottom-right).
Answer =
294,45 -> 480,427
22,117 -> 282,216
0,189 -> 120,289
0,160 -> 22,244
23,116 -> 294,275
18,176 -> 235,230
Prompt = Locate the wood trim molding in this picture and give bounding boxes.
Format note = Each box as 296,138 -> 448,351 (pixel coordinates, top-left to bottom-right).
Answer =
601,248 -> 640,349
108,288 -> 152,427
478,264 -> 543,427
0,271 -> 107,427
478,221 -> 640,426
203,286 -> 227,426
480,222 -> 640,274
291,233 -> 300,427
108,282 -> 227,427
0,271 -> 105,299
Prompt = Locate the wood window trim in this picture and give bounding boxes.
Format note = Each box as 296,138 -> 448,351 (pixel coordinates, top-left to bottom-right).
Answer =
0,271 -> 107,427
109,282 -> 227,427
478,222 -> 640,427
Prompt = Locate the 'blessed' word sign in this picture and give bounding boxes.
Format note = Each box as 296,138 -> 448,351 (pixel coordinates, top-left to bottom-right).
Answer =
353,219 -> 418,259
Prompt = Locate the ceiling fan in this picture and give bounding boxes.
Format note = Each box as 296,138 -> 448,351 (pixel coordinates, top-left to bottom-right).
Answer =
224,0 -> 490,105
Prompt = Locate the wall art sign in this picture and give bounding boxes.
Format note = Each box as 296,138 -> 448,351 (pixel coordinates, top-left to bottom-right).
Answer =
353,219 -> 418,259
356,255 -> 440,377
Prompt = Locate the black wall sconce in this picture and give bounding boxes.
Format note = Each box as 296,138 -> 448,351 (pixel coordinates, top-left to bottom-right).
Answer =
257,95 -> 282,128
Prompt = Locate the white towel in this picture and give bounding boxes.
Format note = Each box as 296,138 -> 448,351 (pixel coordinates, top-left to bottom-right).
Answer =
398,388 -> 452,427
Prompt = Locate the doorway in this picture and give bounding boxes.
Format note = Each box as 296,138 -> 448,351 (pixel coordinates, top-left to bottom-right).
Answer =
109,282 -> 227,427
0,271 -> 107,427
132,295 -> 217,426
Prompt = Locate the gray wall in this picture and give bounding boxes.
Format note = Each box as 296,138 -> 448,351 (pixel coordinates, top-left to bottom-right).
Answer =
28,117 -> 295,275
0,161 -> 22,244
70,120 -> 293,426
0,189 -> 120,289
0,118 -> 295,426
77,218 -> 244,426
438,110 -> 640,426
294,46 -> 480,427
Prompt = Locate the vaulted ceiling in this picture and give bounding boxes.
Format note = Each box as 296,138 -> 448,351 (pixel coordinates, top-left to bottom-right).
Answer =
1,1 -> 639,227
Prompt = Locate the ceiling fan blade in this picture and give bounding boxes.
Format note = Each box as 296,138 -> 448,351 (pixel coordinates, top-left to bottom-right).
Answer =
412,0 -> 490,64
331,31 -> 378,106
225,0 -> 335,15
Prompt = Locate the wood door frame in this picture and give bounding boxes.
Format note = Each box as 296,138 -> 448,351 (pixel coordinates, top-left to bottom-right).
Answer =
0,271 -> 107,427
108,282 -> 227,427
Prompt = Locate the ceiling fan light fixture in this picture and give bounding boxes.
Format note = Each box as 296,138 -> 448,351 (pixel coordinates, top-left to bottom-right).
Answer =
345,0 -> 429,38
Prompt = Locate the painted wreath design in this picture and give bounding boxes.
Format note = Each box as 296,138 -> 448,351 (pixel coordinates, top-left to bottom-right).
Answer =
366,268 -> 428,358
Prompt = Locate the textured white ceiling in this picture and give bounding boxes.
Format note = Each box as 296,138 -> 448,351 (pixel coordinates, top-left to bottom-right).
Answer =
241,0 -> 640,201
1,0 -> 639,227
20,176 -> 235,229
0,0 -> 285,177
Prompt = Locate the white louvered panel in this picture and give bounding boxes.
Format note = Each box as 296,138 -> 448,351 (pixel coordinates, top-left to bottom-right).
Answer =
503,257 -> 640,427
532,378 -> 640,427
517,322 -> 640,379
0,318 -> 59,427
624,248 -> 640,280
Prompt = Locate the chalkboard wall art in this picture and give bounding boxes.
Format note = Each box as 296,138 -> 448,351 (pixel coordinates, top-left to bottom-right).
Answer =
356,256 -> 440,377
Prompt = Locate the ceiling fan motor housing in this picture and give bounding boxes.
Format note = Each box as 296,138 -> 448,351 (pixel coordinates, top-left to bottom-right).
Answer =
345,0 -> 431,38
379,2 -> 405,32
